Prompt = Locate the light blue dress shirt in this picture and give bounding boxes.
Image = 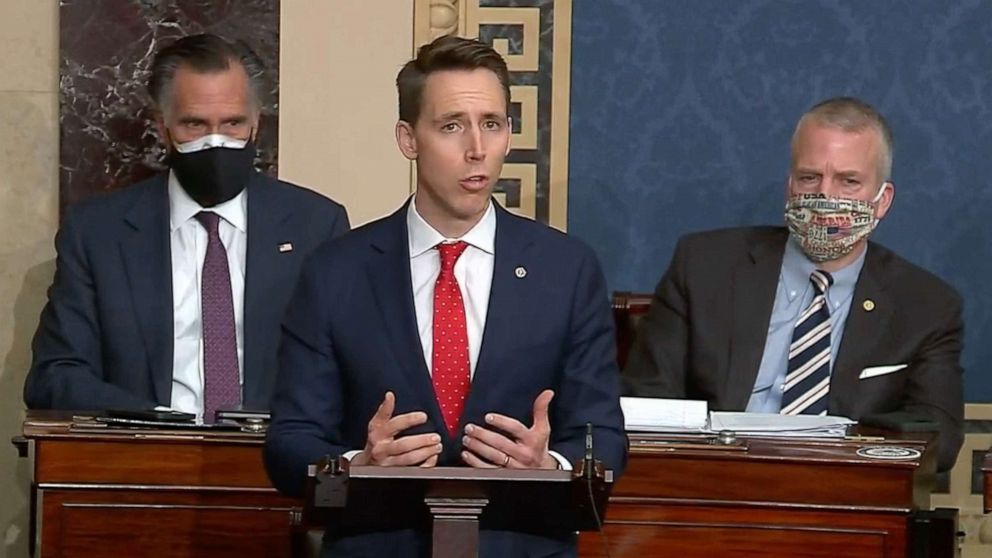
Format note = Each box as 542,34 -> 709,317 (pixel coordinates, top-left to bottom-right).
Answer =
745,236 -> 867,412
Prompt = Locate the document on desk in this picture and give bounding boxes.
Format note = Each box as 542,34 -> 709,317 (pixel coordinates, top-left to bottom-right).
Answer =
621,397 -> 709,432
709,412 -> 855,438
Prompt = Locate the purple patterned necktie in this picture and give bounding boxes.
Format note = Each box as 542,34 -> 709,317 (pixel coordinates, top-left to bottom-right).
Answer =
195,211 -> 241,422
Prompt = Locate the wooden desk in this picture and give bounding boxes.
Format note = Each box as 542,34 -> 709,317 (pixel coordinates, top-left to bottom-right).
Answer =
16,412 -> 301,558
578,433 -> 950,558
17,414 -> 952,558
983,450 -> 992,513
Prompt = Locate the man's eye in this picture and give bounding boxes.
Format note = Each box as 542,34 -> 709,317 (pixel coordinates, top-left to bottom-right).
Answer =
441,122 -> 459,132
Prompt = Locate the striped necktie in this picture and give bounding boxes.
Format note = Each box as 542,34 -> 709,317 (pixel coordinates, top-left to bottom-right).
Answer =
781,270 -> 834,415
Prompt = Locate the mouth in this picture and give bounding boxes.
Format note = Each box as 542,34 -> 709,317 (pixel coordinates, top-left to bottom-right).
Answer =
459,174 -> 490,192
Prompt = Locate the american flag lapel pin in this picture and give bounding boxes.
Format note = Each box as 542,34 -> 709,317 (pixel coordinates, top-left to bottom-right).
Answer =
278,242 -> 294,253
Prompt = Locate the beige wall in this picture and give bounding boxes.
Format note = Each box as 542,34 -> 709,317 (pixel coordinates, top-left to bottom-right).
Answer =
279,0 -> 414,225
0,2 -> 414,557
0,0 -> 59,556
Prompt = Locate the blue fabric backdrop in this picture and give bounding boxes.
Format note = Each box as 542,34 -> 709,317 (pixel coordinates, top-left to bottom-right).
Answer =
568,0 -> 992,400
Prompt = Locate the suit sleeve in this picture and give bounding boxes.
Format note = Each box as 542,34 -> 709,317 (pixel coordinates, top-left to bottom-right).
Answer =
901,293 -> 964,473
621,237 -> 691,398
24,207 -> 157,410
330,203 -> 350,239
264,253 -> 348,497
549,247 -> 628,476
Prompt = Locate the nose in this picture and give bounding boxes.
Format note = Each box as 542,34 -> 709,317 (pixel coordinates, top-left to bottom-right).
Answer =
465,127 -> 485,162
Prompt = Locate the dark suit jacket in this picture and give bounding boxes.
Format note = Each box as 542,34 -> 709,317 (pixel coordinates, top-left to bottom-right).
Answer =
25,171 -> 349,411
264,202 -> 627,557
623,226 -> 964,471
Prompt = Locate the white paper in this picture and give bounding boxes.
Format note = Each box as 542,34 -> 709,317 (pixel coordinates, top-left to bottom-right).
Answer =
621,397 -> 708,432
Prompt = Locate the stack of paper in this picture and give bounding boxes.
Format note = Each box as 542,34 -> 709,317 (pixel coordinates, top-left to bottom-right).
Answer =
708,412 -> 854,438
621,397 -> 709,433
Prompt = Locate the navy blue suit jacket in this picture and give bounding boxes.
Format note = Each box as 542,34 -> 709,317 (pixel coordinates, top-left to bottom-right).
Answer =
25,172 -> 349,411
264,202 -> 626,557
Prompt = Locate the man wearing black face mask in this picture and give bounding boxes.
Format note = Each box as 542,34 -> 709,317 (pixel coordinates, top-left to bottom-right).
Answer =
25,34 -> 350,420
622,97 -> 964,472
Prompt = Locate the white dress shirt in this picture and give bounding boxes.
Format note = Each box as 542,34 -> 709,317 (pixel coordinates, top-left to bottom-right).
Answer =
404,197 -> 569,469
408,197 -> 495,377
167,172 -> 247,417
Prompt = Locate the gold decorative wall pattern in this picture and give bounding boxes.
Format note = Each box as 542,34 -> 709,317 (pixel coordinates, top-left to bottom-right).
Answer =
930,403 -> 992,557
414,0 -> 572,231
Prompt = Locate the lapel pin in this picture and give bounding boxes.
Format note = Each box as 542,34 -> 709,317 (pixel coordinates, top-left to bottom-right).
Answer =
514,266 -> 527,279
278,242 -> 294,253
862,299 -> 875,312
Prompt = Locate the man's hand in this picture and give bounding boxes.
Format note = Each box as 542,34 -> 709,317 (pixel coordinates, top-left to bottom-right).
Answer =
461,389 -> 557,469
351,392 -> 442,467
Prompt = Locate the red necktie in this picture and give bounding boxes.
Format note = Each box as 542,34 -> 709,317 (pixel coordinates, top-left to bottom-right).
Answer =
432,241 -> 471,437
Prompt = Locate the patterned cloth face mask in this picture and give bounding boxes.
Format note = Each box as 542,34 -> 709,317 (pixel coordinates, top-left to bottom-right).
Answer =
784,185 -> 886,263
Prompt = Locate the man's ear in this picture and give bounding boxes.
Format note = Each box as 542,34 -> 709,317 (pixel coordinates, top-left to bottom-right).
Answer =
875,181 -> 895,221
249,110 -> 261,141
395,120 -> 418,161
505,116 -> 512,156
154,112 -> 170,146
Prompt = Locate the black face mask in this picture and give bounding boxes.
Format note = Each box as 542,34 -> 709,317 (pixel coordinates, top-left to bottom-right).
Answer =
168,141 -> 256,208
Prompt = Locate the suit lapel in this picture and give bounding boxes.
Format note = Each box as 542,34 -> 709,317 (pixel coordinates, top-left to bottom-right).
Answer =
120,175 -> 173,405
366,205 -> 448,434
830,244 -> 893,415
724,232 -> 787,409
463,205 -> 534,424
243,173 -> 291,405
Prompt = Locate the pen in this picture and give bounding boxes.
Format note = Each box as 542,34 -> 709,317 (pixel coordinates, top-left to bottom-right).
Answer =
844,435 -> 885,442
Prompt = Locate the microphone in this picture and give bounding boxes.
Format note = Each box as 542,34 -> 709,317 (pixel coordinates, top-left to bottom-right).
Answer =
583,422 -> 610,556
584,422 -> 595,479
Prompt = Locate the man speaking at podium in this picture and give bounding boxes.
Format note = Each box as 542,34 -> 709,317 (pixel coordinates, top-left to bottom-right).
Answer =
264,36 -> 627,556
622,97 -> 964,472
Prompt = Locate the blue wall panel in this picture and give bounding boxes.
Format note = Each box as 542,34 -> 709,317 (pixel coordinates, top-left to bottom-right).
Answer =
568,0 -> 992,399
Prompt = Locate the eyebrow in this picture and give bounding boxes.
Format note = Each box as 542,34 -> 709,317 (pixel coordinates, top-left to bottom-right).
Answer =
433,111 -> 507,122
435,111 -> 467,122
177,115 -> 249,125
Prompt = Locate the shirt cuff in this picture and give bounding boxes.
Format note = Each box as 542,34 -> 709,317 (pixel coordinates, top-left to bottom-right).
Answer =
341,450 -> 362,461
548,450 -> 572,471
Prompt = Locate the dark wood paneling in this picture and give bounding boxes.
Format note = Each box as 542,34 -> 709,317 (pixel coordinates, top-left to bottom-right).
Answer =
42,490 -> 294,558
24,413 -> 301,558
579,523 -> 888,558
36,439 -> 274,487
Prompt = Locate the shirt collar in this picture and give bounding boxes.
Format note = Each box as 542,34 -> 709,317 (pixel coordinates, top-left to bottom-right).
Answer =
781,234 -> 867,302
406,195 -> 496,259
168,170 -> 248,233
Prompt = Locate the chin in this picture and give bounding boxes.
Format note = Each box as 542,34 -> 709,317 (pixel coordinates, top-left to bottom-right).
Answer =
453,198 -> 490,220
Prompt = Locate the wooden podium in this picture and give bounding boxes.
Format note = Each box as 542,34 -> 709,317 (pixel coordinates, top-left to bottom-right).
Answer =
307,457 -> 612,557
14,411 -> 301,558
578,433 -> 952,558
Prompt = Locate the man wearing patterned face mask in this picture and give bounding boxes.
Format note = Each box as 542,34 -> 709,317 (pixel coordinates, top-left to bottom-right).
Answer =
624,97 -> 964,472
26,34 -> 350,421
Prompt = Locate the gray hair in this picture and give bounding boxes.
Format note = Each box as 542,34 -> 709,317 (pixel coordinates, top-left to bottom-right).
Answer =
147,33 -> 266,118
791,96 -> 894,181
